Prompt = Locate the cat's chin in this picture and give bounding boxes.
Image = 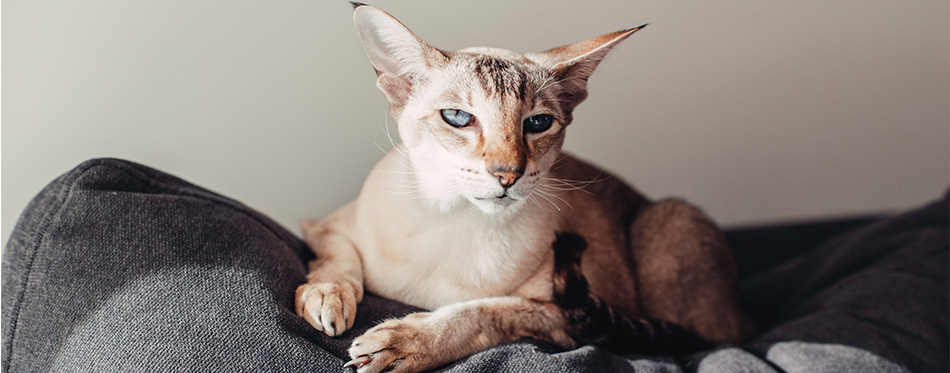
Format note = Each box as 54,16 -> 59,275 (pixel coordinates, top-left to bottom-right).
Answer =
468,195 -> 523,215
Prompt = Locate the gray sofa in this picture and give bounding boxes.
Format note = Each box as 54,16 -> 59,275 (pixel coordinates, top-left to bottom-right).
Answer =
3,158 -> 947,372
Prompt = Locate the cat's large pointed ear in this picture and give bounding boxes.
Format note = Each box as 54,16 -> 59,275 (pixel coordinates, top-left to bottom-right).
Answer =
352,4 -> 448,107
534,25 -> 647,115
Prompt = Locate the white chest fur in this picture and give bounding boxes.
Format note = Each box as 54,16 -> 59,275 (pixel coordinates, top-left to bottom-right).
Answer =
350,153 -> 557,310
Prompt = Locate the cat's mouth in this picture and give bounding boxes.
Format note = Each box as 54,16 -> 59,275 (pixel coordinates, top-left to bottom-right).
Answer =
475,192 -> 515,201
472,192 -> 520,209
476,194 -> 505,200
467,191 -> 525,214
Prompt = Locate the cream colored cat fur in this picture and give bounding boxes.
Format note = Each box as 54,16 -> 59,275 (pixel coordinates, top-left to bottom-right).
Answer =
295,4 -> 752,372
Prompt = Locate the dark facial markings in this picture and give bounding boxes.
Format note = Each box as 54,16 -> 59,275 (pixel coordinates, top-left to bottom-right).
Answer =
473,57 -> 530,101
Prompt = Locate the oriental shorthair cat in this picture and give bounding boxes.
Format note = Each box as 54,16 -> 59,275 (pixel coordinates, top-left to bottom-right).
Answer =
295,4 -> 753,372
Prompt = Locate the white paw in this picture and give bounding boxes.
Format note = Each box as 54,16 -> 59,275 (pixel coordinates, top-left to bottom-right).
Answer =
294,279 -> 360,337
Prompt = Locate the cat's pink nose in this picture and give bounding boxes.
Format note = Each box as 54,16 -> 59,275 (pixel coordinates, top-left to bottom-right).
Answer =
491,169 -> 523,188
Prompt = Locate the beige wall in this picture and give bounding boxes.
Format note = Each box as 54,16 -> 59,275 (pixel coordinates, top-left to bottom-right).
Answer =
3,0 -> 948,245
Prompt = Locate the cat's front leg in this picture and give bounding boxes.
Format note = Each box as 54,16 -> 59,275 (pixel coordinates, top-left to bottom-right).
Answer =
295,217 -> 364,337
345,297 -> 574,373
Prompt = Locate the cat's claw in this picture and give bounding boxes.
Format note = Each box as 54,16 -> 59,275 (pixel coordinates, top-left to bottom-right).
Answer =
343,355 -> 372,369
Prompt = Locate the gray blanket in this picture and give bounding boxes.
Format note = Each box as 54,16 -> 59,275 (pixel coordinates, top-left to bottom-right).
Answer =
3,158 -> 947,372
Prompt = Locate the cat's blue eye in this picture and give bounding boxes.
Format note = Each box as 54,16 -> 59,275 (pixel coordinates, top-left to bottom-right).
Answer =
523,114 -> 554,134
440,109 -> 475,128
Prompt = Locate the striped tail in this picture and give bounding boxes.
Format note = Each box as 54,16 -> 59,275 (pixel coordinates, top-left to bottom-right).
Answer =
551,232 -> 713,355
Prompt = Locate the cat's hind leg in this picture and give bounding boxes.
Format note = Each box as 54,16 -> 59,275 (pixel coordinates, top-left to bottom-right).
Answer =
552,232 -> 713,354
629,199 -> 755,344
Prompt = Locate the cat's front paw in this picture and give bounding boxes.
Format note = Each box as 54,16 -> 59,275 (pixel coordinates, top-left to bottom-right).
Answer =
295,278 -> 360,337
345,313 -> 443,373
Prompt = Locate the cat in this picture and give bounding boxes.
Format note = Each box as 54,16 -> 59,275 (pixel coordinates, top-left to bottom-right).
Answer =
295,3 -> 754,372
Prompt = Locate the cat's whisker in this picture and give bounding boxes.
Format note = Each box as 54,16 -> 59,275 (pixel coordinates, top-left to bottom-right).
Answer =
541,184 -> 603,197
535,194 -> 562,212
384,182 -> 423,195
389,179 -> 451,190
541,179 -> 597,191
526,194 -> 538,207
388,144 -> 412,164
534,188 -> 575,211
379,110 -> 412,159
536,185 -> 582,197
534,75 -> 590,96
384,173 -> 458,194
545,183 -> 601,197
391,189 -> 456,200
406,187 -> 457,201
527,193 -> 557,213
546,96 -> 590,104
371,169 -> 418,176
550,75 -> 591,86
371,165 -> 421,176
549,155 -> 574,170
538,181 -> 602,199
393,183 -> 438,192
386,180 -> 422,189
526,194 -> 542,211
534,75 -> 558,95
541,172 -> 613,186
531,190 -> 562,212
538,186 -> 583,194
537,183 -> 586,191
373,141 -> 415,171
535,74 -> 595,95
384,188 -> 419,195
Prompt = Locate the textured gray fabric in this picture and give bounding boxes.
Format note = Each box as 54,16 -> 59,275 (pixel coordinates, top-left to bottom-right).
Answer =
739,192 -> 949,372
697,342 -> 912,373
698,348 -> 780,373
49,266 -> 328,372
446,344 -> 683,373
765,341 -> 908,373
1,159 -> 336,372
3,158 -> 944,372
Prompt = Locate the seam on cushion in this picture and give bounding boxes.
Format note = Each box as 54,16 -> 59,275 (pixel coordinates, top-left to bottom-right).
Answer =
3,159 -> 105,372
